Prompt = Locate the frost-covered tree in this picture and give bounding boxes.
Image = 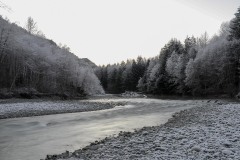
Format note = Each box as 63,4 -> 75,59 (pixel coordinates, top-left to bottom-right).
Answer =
229,7 -> 240,40
166,52 -> 187,94
219,22 -> 230,38
153,39 -> 184,94
184,30 -> 239,96
58,43 -> 71,52
136,58 -> 157,93
197,32 -> 209,48
97,8 -> 240,97
96,56 -> 148,93
166,52 -> 178,78
0,16 -> 104,97
185,58 -> 200,95
36,30 -> 45,38
184,36 -> 196,54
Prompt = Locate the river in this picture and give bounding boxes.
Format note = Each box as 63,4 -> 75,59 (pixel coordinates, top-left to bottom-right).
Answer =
0,98 -> 203,160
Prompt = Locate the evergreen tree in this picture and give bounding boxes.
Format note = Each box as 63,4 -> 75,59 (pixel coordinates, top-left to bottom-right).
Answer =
184,36 -> 196,54
229,7 -> 240,40
154,39 -> 184,94
229,7 -> 240,93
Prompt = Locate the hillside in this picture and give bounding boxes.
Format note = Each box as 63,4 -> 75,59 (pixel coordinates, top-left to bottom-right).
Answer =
0,16 -> 104,98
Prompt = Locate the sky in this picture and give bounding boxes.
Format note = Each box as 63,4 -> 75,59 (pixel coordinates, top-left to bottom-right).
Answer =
0,0 -> 239,65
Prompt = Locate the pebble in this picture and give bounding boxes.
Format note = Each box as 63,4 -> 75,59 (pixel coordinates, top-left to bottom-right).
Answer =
222,149 -> 232,155
192,146 -> 201,152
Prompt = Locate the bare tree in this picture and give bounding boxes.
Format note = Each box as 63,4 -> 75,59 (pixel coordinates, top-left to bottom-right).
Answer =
25,17 -> 37,34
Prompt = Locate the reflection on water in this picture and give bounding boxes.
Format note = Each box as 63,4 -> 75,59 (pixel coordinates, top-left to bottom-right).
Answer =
0,98 -> 203,160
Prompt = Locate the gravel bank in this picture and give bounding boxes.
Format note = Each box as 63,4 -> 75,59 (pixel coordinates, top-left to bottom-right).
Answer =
0,100 -> 125,119
45,101 -> 240,160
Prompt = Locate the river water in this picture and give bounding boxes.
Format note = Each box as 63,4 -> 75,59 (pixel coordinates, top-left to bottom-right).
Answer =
0,98 -> 203,160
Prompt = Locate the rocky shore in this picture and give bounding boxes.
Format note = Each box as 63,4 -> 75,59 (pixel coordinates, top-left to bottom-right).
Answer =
0,99 -> 125,119
45,101 -> 240,160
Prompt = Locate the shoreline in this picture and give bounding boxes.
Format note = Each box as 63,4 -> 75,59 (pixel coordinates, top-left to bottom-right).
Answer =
0,96 -> 226,120
0,99 -> 125,119
45,101 -> 240,160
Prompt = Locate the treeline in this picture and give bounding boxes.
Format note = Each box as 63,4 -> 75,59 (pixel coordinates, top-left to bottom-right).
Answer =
96,7 -> 240,97
0,16 -> 104,98
95,57 -> 147,94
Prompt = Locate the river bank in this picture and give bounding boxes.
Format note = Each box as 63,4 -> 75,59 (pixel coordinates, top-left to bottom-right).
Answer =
0,99 -> 125,119
45,100 -> 240,160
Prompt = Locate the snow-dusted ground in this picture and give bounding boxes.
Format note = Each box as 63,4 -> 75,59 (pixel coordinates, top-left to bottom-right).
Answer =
48,101 -> 240,160
120,91 -> 147,98
0,100 -> 124,119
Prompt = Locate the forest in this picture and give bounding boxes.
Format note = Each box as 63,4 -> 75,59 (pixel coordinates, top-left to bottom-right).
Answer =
95,7 -> 240,97
0,7 -> 240,98
0,16 -> 104,98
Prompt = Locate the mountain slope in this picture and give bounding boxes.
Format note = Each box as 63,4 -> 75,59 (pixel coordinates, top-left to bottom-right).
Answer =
0,16 -> 104,97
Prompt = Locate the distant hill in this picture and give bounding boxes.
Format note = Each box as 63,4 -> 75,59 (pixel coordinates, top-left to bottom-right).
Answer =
0,16 -> 104,98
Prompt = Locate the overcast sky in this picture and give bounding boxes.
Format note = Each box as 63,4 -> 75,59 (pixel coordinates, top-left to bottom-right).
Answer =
1,0 -> 239,65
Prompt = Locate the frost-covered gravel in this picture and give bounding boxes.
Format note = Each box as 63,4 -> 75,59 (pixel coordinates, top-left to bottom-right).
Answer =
0,100 -> 124,119
120,91 -> 147,98
46,102 -> 240,160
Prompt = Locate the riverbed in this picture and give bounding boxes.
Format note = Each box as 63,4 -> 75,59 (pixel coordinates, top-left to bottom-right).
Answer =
0,98 -> 206,160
